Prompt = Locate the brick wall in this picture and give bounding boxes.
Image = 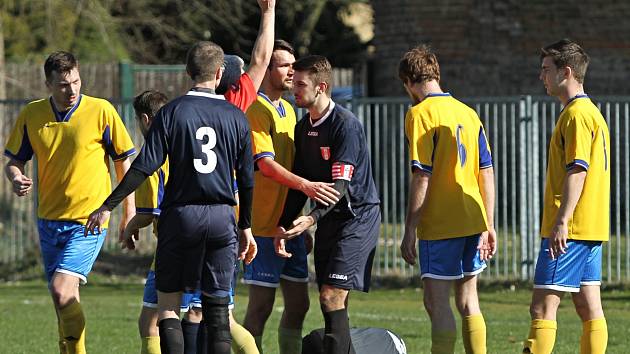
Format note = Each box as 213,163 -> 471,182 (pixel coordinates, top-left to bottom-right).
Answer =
371,0 -> 630,97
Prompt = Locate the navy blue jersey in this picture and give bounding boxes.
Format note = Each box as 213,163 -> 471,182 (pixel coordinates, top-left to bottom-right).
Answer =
132,91 -> 254,210
280,102 -> 379,225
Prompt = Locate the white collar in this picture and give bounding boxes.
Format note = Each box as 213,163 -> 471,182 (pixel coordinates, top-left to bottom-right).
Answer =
310,100 -> 336,127
185,91 -> 225,100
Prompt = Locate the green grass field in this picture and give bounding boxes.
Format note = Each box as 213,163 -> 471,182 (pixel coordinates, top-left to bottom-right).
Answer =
1,279 -> 630,353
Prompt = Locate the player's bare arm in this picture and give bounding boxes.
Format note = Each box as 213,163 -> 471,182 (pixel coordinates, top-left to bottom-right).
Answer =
121,214 -> 154,250
257,156 -> 340,206
4,158 -> 33,196
246,0 -> 276,90
115,157 -> 136,244
401,170 -> 430,266
549,167 -> 587,259
478,166 -> 497,261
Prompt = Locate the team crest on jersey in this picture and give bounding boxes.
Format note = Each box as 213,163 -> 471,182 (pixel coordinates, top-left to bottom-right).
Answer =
320,146 -> 331,160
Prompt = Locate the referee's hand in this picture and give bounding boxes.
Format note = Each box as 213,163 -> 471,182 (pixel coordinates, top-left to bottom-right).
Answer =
85,205 -> 111,237
239,228 -> 257,264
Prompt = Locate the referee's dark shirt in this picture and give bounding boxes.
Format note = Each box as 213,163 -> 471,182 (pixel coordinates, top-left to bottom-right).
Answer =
280,102 -> 379,224
132,90 -> 254,210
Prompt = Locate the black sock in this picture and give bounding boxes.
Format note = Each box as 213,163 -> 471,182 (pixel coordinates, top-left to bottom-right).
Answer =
181,318 -> 200,354
202,295 -> 231,354
159,318 -> 185,354
196,320 -> 208,354
323,308 -> 354,354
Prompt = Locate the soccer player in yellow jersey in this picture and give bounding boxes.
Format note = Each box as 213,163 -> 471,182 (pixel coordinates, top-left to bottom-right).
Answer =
523,39 -> 610,354
398,45 -> 496,354
3,51 -> 136,354
243,41 -> 339,354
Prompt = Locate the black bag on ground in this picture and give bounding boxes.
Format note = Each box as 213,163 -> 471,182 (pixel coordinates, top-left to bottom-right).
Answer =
302,327 -> 407,354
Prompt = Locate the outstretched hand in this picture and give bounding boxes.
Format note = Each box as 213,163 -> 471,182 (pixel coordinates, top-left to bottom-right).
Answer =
277,216 -> 315,240
301,181 -> 340,206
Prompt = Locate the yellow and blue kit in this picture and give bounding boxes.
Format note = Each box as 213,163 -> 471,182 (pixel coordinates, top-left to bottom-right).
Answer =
535,94 -> 610,292
4,95 -> 136,226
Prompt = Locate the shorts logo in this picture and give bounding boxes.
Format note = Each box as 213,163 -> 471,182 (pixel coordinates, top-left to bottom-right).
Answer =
256,272 -> 274,279
329,273 -> 347,280
320,146 -> 331,160
308,131 -> 319,136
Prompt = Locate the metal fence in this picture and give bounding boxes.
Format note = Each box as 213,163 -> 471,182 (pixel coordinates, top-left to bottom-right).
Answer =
1,95 -> 629,283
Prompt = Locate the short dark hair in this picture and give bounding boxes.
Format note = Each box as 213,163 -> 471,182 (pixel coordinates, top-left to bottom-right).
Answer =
44,51 -> 79,81
186,41 -> 224,82
133,90 -> 168,119
293,55 -> 333,95
398,45 -> 440,84
541,39 -> 590,84
270,39 -> 295,67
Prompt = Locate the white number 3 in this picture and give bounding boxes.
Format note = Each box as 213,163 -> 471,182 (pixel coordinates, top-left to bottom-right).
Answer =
194,127 -> 217,173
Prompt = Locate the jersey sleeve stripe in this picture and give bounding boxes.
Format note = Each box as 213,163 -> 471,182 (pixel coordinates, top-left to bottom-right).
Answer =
137,207 -> 161,215
411,160 -> 433,173
478,127 -> 493,168
5,126 -> 34,162
566,159 -> 589,171
112,148 -> 137,161
253,151 -> 275,161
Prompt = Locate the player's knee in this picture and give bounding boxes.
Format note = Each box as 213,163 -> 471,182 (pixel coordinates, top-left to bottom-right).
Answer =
50,286 -> 75,308
423,292 -> 450,318
319,289 -> 344,312
286,293 -> 310,319
202,295 -> 231,343
138,308 -> 159,337
185,307 -> 203,323
247,296 -> 274,322
572,297 -> 601,321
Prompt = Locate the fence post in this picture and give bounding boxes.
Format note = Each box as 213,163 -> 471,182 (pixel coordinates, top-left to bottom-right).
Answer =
119,61 -> 134,124
519,95 -> 532,280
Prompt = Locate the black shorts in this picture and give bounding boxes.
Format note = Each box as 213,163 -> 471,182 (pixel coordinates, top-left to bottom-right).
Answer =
155,204 -> 237,297
314,204 -> 380,292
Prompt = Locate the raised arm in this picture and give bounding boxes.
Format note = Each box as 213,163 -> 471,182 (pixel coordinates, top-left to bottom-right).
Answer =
246,0 -> 276,90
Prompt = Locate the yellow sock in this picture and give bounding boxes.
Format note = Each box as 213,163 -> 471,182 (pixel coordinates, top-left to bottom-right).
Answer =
580,318 -> 607,354
523,319 -> 556,354
58,318 -> 67,354
253,335 -> 264,354
462,314 -> 486,354
59,301 -> 86,354
141,336 -> 161,354
278,327 -> 302,354
231,322 -> 259,354
432,330 -> 456,354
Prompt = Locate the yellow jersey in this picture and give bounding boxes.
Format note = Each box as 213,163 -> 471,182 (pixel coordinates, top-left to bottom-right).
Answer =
135,158 -> 169,232
541,95 -> 610,241
405,93 -> 492,240
246,93 -> 297,236
4,95 -> 136,227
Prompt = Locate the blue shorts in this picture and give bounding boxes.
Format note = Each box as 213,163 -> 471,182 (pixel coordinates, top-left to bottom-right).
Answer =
38,219 -> 107,284
418,234 -> 486,280
534,239 -> 602,292
243,234 -> 309,288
